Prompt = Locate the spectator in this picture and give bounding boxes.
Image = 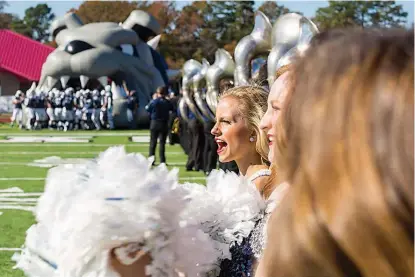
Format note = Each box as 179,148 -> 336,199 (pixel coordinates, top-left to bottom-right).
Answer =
146,86 -> 173,165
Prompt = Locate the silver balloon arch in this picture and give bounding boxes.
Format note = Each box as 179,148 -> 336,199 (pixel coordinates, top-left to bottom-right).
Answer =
179,11 -> 319,123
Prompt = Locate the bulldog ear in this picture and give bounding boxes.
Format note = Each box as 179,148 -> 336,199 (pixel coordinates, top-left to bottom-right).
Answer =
50,12 -> 83,39
123,10 -> 161,42
147,35 -> 161,50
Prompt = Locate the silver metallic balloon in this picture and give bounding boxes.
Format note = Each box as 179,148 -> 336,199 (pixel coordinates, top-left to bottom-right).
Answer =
193,59 -> 214,120
274,35 -> 314,74
205,49 -> 235,114
267,13 -> 319,85
234,11 -> 272,86
182,59 -> 203,121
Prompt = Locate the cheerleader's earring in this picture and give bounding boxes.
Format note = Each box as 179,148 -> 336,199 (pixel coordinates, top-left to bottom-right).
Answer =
249,137 -> 255,142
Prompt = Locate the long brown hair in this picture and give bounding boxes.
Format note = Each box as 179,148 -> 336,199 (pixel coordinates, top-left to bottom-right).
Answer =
263,29 -> 414,277
262,64 -> 293,199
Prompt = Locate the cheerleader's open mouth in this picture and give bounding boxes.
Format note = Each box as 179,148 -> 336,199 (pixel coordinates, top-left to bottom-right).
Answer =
216,139 -> 228,154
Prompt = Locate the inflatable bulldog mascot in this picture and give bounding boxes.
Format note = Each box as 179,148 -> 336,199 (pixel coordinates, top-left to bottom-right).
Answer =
37,10 -> 168,128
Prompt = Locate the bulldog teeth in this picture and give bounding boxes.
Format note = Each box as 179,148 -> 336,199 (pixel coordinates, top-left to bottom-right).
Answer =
80,75 -> 89,88
60,76 -> 70,89
47,76 -> 58,90
98,76 -> 108,87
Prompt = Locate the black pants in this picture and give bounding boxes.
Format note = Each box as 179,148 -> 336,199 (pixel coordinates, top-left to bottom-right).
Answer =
179,118 -> 190,155
203,121 -> 218,173
149,120 -> 169,164
186,119 -> 205,171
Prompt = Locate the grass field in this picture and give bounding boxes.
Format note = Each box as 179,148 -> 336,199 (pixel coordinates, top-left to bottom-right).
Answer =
0,124 -> 204,277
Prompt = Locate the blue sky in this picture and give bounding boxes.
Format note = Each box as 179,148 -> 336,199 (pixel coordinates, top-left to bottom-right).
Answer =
4,1 -> 414,27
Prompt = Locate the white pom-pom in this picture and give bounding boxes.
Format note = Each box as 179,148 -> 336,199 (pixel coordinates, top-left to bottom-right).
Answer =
182,169 -> 265,261
15,147 -> 219,277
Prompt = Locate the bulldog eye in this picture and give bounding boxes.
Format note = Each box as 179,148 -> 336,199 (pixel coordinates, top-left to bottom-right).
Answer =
116,44 -> 139,57
64,40 -> 94,55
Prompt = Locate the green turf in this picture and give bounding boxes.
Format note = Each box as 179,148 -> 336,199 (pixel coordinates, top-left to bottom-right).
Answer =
0,253 -> 25,277
0,126 -> 204,276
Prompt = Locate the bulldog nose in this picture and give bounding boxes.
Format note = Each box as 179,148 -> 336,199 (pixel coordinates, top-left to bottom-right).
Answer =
64,40 -> 94,55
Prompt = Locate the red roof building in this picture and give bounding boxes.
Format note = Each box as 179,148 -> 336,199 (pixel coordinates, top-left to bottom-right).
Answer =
0,30 -> 54,96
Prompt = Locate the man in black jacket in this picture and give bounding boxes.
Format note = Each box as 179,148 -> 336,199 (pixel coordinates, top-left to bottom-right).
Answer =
146,87 -> 173,165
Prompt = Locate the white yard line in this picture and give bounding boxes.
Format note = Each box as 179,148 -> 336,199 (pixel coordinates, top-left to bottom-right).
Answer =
168,162 -> 186,166
0,248 -> 21,251
0,162 -> 38,166
0,139 -> 91,143
7,135 -> 94,137
0,202 -> 36,206
0,197 -> 38,202
0,193 -> 42,197
0,205 -> 35,211
0,177 -> 44,181
0,187 -> 24,193
179,177 -> 206,181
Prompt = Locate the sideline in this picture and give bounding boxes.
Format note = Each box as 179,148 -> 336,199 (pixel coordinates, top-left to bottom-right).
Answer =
0,205 -> 34,211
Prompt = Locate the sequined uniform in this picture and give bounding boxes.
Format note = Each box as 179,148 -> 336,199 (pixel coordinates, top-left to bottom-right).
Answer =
218,169 -> 271,277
